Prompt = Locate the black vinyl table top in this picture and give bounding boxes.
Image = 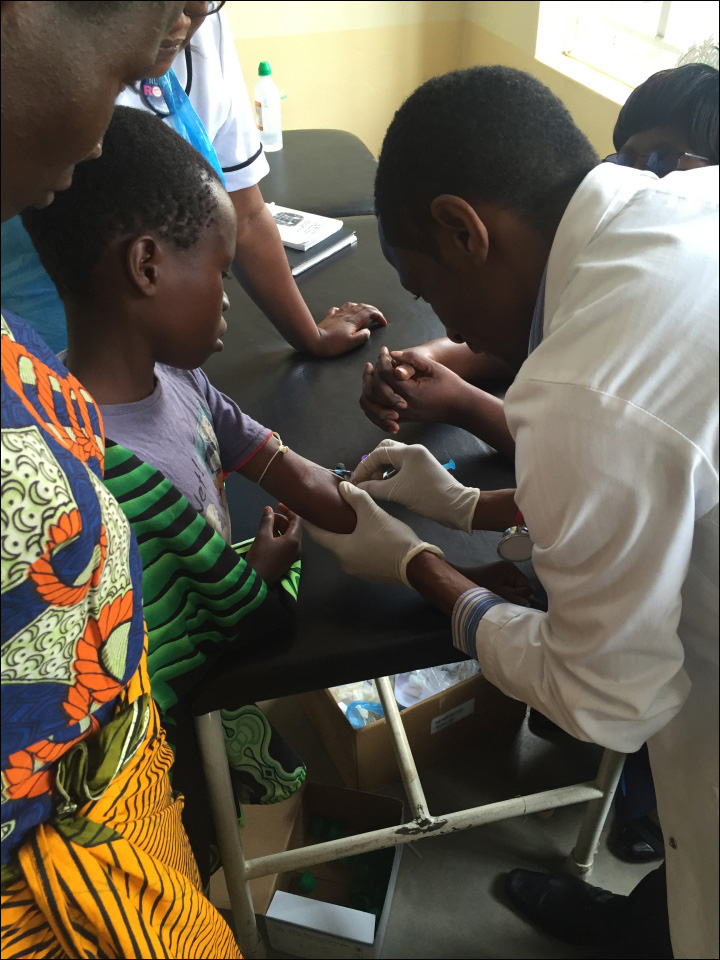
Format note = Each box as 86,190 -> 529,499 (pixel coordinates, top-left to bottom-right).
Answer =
261,129 -> 376,218
196,215 -> 520,710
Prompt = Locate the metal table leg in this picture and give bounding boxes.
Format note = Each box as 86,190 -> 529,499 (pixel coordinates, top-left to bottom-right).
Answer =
375,675 -> 431,823
195,711 -> 266,958
566,747 -> 626,875
197,692 -> 626,954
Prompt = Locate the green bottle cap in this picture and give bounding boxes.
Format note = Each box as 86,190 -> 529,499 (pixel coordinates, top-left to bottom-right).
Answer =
258,60 -> 272,76
298,871 -> 317,893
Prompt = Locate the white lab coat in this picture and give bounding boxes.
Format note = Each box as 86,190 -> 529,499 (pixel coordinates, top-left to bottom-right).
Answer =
465,163 -> 719,958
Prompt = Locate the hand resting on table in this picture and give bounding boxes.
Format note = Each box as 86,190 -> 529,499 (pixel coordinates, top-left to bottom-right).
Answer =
360,346 -> 515,459
315,301 -> 387,357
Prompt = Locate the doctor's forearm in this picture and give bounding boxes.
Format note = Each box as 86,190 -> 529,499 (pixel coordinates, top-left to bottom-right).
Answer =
451,385 -> 516,460
420,338 -> 515,385
229,187 -> 323,353
472,488 -> 518,532
405,551 -> 475,616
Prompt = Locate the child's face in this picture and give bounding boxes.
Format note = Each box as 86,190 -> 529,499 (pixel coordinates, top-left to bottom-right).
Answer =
154,184 -> 236,369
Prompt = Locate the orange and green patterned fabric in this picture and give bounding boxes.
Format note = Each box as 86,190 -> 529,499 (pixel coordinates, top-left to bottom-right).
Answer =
1,640 -> 240,959
1,312 -> 239,958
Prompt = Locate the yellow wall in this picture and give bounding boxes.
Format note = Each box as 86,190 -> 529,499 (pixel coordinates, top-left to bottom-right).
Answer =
234,22 -> 462,158
225,0 -> 623,158
462,2 -> 620,157
227,2 -> 463,158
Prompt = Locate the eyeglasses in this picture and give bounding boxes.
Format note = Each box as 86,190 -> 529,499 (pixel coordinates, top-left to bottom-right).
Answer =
603,148 -> 710,179
185,1 -> 226,17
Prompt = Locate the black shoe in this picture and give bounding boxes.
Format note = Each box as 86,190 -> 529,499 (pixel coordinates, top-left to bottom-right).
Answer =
527,707 -> 564,738
504,868 -> 625,946
609,815 -> 665,863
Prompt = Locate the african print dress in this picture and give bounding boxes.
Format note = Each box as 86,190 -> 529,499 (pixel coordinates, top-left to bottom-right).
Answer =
1,312 -> 239,958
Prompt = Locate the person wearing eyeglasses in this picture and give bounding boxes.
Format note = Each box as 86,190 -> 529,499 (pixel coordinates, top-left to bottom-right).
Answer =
358,62 -> 718,458
1,1 -> 386,357
607,62 -> 717,177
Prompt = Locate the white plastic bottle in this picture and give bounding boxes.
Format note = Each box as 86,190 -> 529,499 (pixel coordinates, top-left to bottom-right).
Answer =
254,60 -> 283,152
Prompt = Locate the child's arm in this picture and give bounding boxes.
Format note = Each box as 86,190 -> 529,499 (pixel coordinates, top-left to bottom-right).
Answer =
239,435 -> 357,534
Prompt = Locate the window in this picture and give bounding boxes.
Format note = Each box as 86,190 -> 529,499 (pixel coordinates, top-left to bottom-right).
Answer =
537,2 -> 719,101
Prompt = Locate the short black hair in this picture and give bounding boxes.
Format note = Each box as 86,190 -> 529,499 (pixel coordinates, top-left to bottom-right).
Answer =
613,63 -> 719,163
22,106 -> 222,301
375,66 -> 598,249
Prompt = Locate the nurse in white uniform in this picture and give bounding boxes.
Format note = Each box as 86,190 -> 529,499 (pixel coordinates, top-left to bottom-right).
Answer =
1,1 -> 385,357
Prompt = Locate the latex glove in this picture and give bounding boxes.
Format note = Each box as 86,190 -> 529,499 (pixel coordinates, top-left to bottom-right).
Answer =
303,481 -> 443,587
351,439 -> 480,534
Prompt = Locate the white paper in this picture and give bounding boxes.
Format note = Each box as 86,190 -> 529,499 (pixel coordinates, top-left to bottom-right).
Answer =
267,202 -> 343,250
430,698 -> 475,735
267,891 -> 374,944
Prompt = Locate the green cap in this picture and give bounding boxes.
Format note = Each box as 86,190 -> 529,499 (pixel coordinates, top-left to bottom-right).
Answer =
258,61 -> 272,76
298,871 -> 317,893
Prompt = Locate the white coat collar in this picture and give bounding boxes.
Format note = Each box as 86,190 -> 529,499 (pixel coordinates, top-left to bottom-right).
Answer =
544,164 -> 657,326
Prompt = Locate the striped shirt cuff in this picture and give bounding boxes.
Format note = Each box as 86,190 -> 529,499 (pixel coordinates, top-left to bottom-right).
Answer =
452,588 -> 507,658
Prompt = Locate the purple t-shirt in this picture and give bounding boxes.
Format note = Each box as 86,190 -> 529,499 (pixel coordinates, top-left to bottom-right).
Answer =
96,364 -> 272,542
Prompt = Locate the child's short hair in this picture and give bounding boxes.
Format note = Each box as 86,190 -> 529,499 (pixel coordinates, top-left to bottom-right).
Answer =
374,66 -> 598,249
613,63 -> 719,163
22,106 -> 223,301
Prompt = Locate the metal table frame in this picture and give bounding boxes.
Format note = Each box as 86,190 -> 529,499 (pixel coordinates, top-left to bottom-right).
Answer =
197,676 -> 625,957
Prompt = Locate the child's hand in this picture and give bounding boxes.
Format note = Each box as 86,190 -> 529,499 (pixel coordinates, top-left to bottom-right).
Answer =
456,560 -> 534,607
246,504 -> 302,585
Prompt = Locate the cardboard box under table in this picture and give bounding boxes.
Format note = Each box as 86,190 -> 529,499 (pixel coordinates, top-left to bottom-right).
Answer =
299,674 -> 526,792
212,781 -> 404,959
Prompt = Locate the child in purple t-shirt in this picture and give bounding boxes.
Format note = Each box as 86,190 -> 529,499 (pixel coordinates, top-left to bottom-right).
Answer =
22,106 -> 532,604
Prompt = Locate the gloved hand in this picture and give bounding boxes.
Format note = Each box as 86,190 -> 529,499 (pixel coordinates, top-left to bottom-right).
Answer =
303,481 -> 443,587
351,439 -> 480,534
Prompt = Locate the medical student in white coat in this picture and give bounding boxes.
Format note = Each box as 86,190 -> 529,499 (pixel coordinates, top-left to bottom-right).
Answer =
358,63 -> 718,471
360,61 -> 719,868
0,1 -> 384,356
305,67 -> 719,959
